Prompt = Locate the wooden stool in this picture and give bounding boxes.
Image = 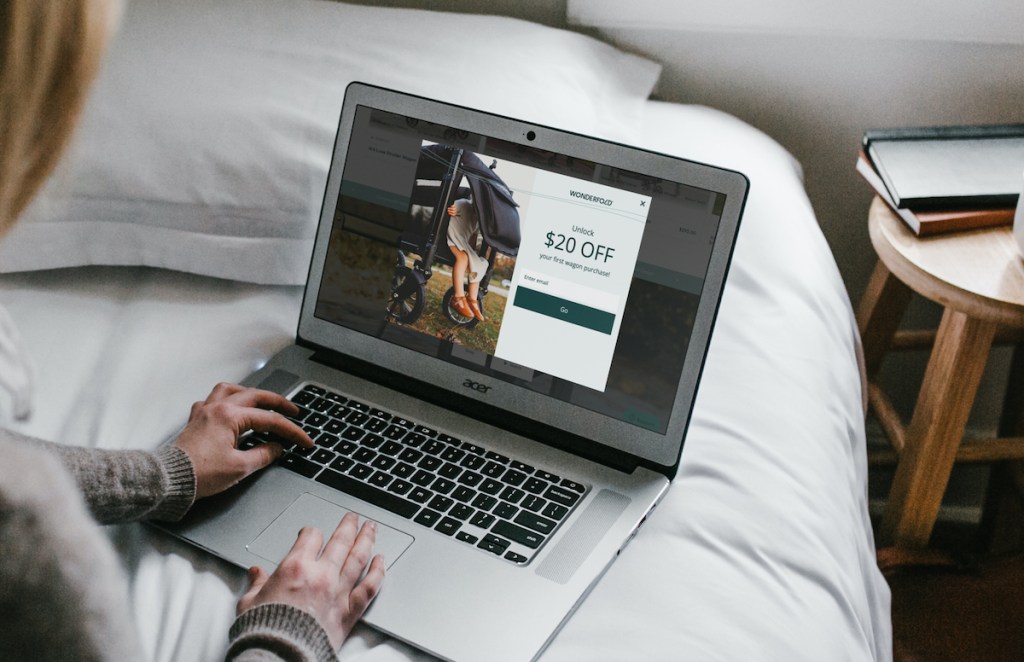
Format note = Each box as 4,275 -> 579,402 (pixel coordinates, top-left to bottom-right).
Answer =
857,196 -> 1024,548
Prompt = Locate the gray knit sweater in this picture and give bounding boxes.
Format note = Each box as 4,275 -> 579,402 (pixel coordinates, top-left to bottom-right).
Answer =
0,429 -> 338,662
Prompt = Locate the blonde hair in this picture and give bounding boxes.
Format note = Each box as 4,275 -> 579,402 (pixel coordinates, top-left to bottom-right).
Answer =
0,0 -> 120,236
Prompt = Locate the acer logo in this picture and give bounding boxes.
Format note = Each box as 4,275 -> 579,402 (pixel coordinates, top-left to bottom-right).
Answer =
462,379 -> 492,393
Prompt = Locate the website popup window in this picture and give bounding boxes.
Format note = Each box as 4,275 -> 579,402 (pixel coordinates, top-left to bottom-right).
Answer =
315,107 -> 723,434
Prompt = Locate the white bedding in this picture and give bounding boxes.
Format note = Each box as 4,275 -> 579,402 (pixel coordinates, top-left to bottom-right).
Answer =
0,98 -> 890,661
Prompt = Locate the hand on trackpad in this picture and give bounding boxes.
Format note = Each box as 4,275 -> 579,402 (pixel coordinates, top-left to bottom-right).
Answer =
247,493 -> 414,569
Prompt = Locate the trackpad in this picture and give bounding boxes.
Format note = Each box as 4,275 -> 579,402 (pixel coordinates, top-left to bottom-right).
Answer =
247,493 -> 414,569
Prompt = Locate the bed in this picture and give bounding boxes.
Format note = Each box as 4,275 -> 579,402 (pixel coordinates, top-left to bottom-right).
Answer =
0,0 -> 891,660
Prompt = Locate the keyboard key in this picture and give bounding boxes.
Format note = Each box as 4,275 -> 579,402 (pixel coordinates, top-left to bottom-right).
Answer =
456,531 -> 479,545
417,456 -> 442,472
306,413 -> 329,427
479,478 -> 502,495
365,417 -> 389,434
499,487 -> 525,504
452,486 -> 476,503
370,455 -> 396,471
398,448 -> 423,463
544,485 -> 581,508
362,434 -> 384,449
348,463 -> 373,481
280,455 -> 321,478
560,479 -> 586,493
478,534 -> 510,554
523,478 -> 547,494
514,511 -> 557,535
311,448 -> 336,465
492,520 -> 544,549
542,503 -> 569,521
459,454 -> 486,471
323,419 -> 345,435
493,502 -> 518,520
388,479 -> 413,496
471,494 -> 497,511
535,470 -> 560,483
383,424 -> 408,440
435,517 -> 461,536
470,512 -> 496,529
411,470 -> 435,487
485,451 -> 510,464
504,551 -> 528,564
369,471 -> 394,488
310,398 -> 334,413
501,469 -> 527,486
409,487 -> 432,504
347,400 -> 370,413
438,462 -> 462,480
316,432 -> 340,449
482,462 -> 505,478
431,478 -> 456,495
345,411 -> 370,427
341,426 -> 365,442
427,495 -> 454,513
521,495 -> 545,512
315,468 -> 418,518
416,425 -> 439,437
324,392 -> 347,404
511,461 -> 534,473
380,441 -> 402,456
330,456 -> 355,473
461,442 -> 485,455
393,462 -> 415,479
404,432 -> 427,447
450,504 -> 474,521
414,509 -> 442,527
457,471 -> 483,488
440,447 -> 466,463
369,408 -> 392,421
422,440 -> 446,456
391,417 -> 414,430
292,389 -> 317,406
352,448 -> 376,464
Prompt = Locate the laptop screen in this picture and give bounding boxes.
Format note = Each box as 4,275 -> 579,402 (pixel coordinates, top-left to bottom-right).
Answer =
314,104 -> 723,436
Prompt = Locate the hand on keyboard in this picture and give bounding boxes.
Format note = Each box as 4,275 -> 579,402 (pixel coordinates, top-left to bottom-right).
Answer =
173,382 -> 314,499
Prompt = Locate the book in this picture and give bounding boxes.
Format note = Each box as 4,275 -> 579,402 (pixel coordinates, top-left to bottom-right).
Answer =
856,151 -> 1015,236
862,124 -> 1024,211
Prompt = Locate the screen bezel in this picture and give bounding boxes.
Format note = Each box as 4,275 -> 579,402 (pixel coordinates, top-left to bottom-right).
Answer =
297,82 -> 747,469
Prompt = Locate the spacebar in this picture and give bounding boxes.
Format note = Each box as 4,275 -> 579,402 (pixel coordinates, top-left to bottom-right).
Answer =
315,468 -> 419,519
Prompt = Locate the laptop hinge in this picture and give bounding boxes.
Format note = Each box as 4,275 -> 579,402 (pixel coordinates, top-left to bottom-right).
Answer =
306,345 -> 646,475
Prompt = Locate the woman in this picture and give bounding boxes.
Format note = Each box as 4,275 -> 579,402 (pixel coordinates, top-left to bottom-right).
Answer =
446,198 -> 487,322
0,2 -> 384,660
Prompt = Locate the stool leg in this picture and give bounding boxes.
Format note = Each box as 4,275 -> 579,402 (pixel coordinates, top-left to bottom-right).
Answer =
879,308 -> 997,548
857,260 -> 912,379
978,340 -> 1024,553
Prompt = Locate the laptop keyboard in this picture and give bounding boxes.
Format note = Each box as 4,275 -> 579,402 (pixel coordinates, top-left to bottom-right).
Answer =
240,383 -> 589,565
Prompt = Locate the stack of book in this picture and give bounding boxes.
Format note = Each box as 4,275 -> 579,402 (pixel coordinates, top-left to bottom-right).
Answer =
857,124 -> 1024,236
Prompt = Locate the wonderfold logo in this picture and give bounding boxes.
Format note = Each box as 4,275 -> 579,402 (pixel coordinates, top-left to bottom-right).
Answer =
569,190 -> 613,206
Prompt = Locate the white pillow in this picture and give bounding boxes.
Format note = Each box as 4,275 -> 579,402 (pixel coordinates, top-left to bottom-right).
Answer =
1,0 -> 660,285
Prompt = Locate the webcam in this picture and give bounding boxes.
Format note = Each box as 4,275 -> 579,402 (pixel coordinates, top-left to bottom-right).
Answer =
526,130 -> 536,141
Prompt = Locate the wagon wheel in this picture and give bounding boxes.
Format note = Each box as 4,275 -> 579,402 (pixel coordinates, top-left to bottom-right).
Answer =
388,265 -> 426,324
441,286 -> 481,329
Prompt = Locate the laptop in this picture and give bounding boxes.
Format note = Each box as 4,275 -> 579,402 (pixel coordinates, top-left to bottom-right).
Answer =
159,82 -> 747,661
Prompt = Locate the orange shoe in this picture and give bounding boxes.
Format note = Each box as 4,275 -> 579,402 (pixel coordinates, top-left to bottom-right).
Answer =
452,295 -> 473,319
468,298 -> 485,322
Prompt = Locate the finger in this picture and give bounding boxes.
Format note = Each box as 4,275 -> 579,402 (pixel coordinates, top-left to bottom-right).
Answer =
287,526 -> 325,562
206,382 -> 245,403
188,400 -> 204,422
226,388 -> 300,417
237,442 -> 283,477
237,565 -> 270,615
339,520 -> 377,590
348,555 -> 386,617
320,512 -> 360,566
242,409 -> 313,448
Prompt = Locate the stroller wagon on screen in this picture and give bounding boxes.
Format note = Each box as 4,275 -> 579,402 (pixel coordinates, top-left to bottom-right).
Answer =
388,143 -> 521,329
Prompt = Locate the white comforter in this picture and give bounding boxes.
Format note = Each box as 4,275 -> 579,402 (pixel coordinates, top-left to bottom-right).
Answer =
0,98 -> 889,661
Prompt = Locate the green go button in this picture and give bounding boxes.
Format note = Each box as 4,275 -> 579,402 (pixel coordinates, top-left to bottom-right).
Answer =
512,286 -> 615,334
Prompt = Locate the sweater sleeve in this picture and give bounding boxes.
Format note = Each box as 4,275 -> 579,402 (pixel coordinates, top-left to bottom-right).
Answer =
6,430 -> 196,524
227,604 -> 338,662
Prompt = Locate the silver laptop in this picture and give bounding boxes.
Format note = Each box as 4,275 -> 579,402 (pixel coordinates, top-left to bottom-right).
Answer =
159,82 -> 747,661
